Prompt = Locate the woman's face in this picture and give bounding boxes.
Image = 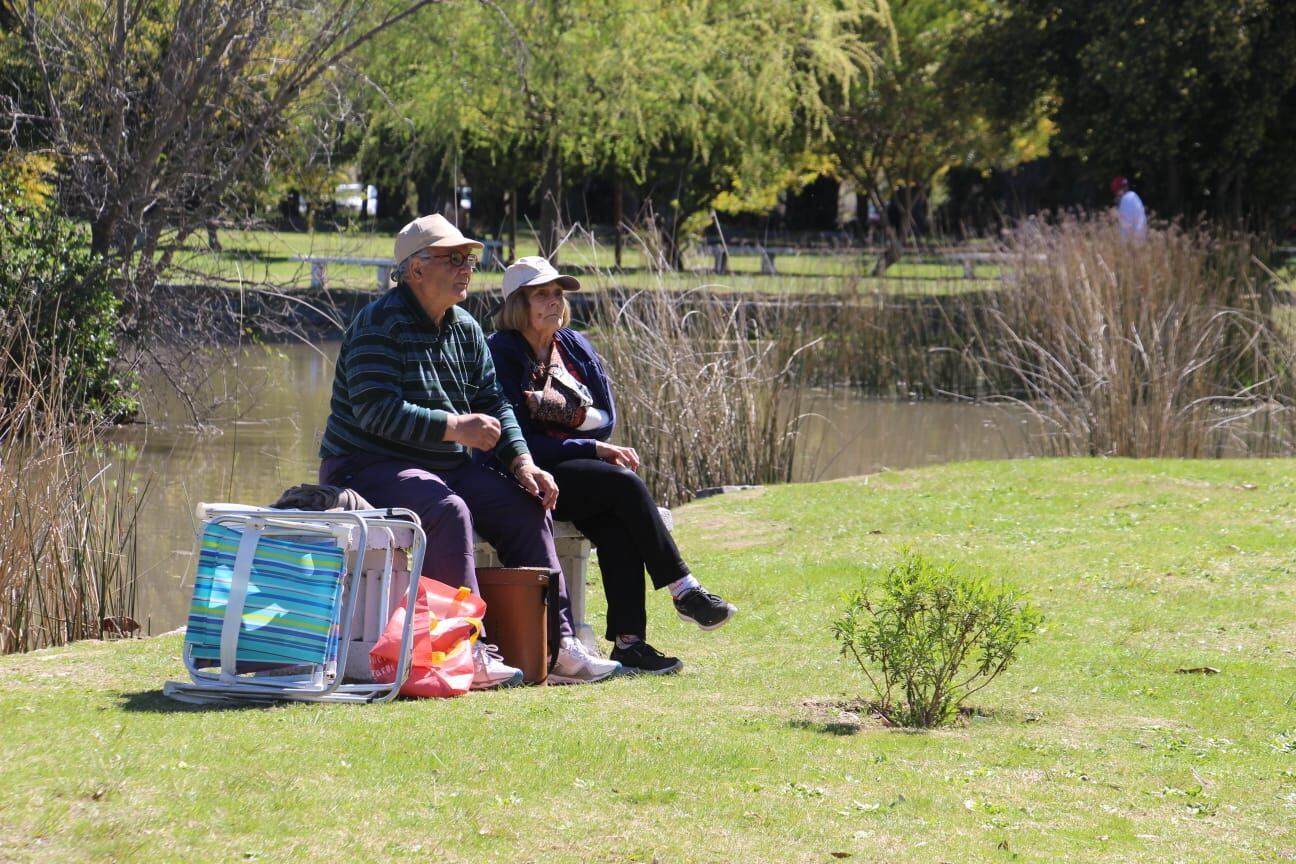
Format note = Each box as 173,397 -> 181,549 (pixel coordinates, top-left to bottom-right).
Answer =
525,281 -> 565,336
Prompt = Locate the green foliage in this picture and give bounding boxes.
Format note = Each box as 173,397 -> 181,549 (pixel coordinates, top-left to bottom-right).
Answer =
832,549 -> 1042,727
0,180 -> 136,424
829,0 -> 1039,243
955,0 -> 1296,220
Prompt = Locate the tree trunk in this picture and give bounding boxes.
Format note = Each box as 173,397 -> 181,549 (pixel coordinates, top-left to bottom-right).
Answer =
507,186 -> 517,263
1165,153 -> 1181,215
613,178 -> 624,269
874,225 -> 902,277
539,154 -> 562,262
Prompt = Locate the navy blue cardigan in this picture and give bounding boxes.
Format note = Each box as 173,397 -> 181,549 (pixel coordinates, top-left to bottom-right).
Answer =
484,328 -> 618,470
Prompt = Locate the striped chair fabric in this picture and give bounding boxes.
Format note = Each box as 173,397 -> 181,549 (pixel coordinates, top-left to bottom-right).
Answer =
184,522 -> 347,667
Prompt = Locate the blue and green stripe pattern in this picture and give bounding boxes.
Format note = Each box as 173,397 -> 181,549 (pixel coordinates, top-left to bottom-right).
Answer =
184,522 -> 347,667
318,285 -> 528,470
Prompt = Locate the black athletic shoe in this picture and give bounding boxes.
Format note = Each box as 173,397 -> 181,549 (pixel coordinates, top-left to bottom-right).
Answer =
673,588 -> 737,631
610,640 -> 683,675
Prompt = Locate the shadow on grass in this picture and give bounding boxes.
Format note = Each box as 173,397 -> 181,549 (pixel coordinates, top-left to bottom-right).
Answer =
790,699 -> 1022,735
118,689 -> 279,713
786,717 -> 863,736
793,696 -> 888,736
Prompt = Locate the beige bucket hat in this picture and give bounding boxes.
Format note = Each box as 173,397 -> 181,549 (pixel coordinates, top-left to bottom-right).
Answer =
500,256 -> 581,301
392,214 -> 483,271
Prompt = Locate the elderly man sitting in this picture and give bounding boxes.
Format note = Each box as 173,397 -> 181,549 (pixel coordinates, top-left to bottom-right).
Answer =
318,214 -> 621,688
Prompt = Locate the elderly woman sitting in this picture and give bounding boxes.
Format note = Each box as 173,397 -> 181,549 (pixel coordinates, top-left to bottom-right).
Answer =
485,257 -> 737,675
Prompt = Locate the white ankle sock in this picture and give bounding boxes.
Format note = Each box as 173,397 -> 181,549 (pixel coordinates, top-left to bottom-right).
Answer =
668,575 -> 700,599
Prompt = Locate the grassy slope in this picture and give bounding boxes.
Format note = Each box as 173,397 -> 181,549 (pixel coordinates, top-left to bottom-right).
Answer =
2,459 -> 1294,863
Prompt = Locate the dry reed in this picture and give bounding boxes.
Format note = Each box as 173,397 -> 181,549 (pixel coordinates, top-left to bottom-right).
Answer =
960,217 -> 1295,457
0,305 -> 144,654
593,287 -> 817,506
531,217 -> 1295,504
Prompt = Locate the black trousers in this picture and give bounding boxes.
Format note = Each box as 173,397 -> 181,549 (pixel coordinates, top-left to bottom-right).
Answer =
552,459 -> 689,641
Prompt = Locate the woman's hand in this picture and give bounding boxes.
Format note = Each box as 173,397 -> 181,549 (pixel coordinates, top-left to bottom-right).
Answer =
511,456 -> 559,510
595,441 -> 640,471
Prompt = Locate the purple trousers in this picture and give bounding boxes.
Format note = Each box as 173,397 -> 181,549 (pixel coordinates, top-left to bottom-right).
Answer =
320,454 -> 573,638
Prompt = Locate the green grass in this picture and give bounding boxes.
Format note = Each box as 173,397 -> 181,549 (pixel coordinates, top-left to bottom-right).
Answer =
4,458 -> 1294,862
169,228 -> 998,296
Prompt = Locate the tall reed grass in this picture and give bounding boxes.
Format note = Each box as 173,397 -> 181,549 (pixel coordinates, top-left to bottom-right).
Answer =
593,288 -> 817,507
961,218 -> 1295,456
0,306 -> 144,654
551,218 -> 1296,503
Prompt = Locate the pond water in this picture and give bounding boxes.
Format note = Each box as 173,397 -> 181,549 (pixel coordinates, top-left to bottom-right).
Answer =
109,341 -> 1033,633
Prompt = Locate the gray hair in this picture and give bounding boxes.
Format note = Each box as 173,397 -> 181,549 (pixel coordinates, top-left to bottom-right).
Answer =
391,255 -> 414,286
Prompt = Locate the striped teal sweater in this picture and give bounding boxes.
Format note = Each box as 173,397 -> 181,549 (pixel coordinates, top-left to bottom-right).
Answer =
319,285 -> 528,470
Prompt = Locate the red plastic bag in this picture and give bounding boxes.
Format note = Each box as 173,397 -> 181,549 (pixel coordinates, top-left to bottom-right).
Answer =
370,577 -> 486,698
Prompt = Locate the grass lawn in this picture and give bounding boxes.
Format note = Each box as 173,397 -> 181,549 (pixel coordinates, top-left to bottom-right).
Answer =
169,228 -> 999,296
3,458 -> 1294,862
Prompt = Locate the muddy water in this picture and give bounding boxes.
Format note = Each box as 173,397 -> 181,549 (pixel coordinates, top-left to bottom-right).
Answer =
109,342 -> 1032,633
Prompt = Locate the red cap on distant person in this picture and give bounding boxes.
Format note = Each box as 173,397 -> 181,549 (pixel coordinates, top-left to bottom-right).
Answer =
1110,176 -> 1129,195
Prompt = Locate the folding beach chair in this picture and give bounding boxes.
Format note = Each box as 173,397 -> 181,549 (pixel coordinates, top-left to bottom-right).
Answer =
163,505 -> 425,705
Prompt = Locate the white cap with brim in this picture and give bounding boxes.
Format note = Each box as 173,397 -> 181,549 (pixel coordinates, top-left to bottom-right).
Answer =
501,256 -> 581,301
392,214 -> 483,280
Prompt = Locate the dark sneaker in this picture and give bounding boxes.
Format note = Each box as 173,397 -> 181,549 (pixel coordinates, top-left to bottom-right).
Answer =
610,640 -> 683,675
673,588 -> 737,631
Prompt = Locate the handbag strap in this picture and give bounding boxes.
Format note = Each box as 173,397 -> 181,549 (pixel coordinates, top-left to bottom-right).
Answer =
527,339 -> 559,389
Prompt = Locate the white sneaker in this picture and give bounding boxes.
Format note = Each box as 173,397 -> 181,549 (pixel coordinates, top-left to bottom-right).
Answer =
549,636 -> 622,685
471,642 -> 524,690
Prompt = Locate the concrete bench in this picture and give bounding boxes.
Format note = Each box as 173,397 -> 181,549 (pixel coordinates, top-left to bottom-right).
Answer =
293,255 -> 393,291
701,244 -> 799,276
293,241 -> 505,291
472,521 -> 599,651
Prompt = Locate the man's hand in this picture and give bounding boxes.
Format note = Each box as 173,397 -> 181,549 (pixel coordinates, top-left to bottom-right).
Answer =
595,441 -> 640,471
511,456 -> 559,510
443,413 -> 501,450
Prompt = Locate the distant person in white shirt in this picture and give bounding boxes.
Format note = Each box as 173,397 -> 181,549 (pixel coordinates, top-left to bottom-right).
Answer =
1110,175 -> 1147,239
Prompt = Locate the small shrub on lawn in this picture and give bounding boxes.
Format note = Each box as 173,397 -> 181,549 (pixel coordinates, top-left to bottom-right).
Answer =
831,550 -> 1042,728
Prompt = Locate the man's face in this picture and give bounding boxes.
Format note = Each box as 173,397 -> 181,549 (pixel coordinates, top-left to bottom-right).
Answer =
409,245 -> 477,306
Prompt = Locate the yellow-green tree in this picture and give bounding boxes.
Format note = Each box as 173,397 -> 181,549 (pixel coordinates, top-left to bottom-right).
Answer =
359,0 -> 892,264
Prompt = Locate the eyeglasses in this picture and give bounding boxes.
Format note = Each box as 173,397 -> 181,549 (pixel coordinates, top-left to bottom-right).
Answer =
419,251 -> 478,270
